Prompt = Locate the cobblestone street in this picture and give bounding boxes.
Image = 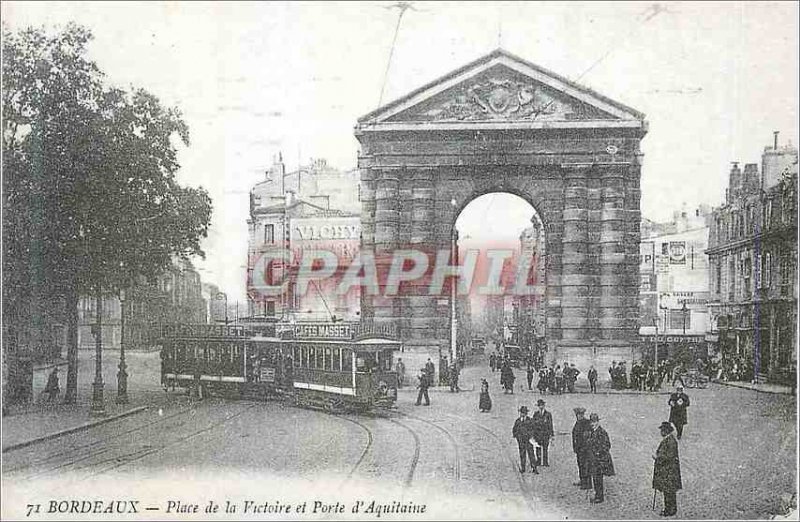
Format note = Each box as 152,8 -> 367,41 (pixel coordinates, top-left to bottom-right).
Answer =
2,354 -> 795,520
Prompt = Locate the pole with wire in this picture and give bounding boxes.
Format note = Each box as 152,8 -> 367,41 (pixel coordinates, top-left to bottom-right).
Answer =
378,2 -> 417,108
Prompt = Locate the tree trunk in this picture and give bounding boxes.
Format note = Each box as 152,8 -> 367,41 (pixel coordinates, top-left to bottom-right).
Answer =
63,288 -> 79,404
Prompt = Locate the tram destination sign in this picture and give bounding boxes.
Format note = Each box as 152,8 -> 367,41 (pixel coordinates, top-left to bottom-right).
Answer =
291,322 -> 354,340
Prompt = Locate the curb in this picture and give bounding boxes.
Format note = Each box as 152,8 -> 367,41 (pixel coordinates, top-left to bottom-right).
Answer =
712,380 -> 795,396
2,405 -> 149,453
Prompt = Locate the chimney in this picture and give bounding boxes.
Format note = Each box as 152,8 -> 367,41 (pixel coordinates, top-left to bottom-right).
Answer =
774,131 -> 779,150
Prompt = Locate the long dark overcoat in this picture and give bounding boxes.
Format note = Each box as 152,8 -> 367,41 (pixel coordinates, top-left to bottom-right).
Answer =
531,410 -> 553,444
512,416 -> 535,447
586,425 -> 615,476
653,434 -> 682,492
668,392 -> 690,427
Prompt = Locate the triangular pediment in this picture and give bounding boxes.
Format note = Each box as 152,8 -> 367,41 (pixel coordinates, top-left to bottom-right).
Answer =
358,49 -> 644,127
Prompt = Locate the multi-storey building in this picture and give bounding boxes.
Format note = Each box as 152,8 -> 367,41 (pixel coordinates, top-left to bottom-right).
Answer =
639,206 -> 712,362
706,134 -> 797,384
77,259 -> 208,350
512,219 -> 546,351
245,155 -> 361,333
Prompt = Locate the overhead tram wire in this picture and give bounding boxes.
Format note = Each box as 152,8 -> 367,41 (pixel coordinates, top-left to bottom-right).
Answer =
377,2 -> 420,108
532,3 -> 671,118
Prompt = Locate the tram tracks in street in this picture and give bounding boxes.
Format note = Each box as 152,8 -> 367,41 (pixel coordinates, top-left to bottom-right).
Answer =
444,413 -> 538,514
334,415 -> 374,484
393,411 -> 462,481
10,402 -> 258,482
385,416 -> 421,489
4,404 -> 194,476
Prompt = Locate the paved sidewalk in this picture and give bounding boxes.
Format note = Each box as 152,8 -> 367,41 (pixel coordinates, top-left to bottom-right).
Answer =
713,379 -> 795,395
2,350 -> 179,452
1,389 -> 187,451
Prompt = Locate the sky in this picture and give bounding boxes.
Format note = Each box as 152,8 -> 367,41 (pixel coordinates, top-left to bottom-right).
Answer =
3,1 -> 798,301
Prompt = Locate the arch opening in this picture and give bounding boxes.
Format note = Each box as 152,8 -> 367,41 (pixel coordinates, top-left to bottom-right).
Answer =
452,192 -> 547,365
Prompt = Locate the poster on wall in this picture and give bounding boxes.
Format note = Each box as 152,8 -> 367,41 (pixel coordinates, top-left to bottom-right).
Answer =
669,241 -> 687,264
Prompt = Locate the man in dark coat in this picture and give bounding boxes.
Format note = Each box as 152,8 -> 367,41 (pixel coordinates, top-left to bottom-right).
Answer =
512,406 -> 538,473
501,360 -> 515,394
653,421 -> 682,516
588,365 -> 598,393
586,412 -> 615,503
526,362 -> 535,391
449,363 -> 460,393
43,367 -> 60,402
415,368 -> 430,406
532,399 -> 554,466
489,353 -> 497,373
667,386 -> 690,439
425,358 -> 435,387
572,407 -> 592,489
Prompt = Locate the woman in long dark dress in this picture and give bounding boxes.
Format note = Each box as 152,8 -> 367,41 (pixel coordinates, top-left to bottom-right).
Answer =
479,379 -> 492,412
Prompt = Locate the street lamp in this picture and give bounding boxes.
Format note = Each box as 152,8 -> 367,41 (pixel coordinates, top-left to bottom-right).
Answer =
681,301 -> 689,335
659,303 -> 669,363
116,289 -> 129,404
450,198 -> 458,364
652,318 -> 660,368
90,289 -> 106,417
216,292 -> 229,325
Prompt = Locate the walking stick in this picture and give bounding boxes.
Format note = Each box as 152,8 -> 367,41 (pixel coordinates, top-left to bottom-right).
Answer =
652,489 -> 656,510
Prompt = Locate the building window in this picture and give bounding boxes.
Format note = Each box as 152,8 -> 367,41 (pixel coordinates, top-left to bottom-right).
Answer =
765,200 -> 773,229
743,256 -> 752,298
780,253 -> 792,297
728,257 -> 736,300
266,300 -> 275,317
715,261 -> 722,294
662,242 -> 669,255
265,224 -> 275,244
669,309 -> 690,331
764,252 -> 772,288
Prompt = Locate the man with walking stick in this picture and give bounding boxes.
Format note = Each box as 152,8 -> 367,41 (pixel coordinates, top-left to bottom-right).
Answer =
653,421 -> 682,516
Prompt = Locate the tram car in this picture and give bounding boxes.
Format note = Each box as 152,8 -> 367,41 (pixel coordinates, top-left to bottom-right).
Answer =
159,323 -> 401,412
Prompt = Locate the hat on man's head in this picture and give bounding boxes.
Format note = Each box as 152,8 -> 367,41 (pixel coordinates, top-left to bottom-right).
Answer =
659,421 -> 674,433
573,407 -> 586,415
519,406 -> 529,414
589,413 -> 600,422
537,399 -> 546,406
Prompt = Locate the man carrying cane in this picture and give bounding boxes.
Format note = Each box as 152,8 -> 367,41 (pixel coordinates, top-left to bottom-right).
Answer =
653,421 -> 682,516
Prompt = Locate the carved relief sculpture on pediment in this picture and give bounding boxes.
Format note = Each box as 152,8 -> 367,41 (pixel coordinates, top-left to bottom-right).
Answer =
419,77 -> 613,122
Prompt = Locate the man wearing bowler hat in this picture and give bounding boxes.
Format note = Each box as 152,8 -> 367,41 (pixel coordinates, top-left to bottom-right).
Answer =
512,406 -> 538,473
572,407 -> 593,489
532,399 -> 554,467
653,421 -> 682,516
667,385 -> 690,439
586,412 -> 615,503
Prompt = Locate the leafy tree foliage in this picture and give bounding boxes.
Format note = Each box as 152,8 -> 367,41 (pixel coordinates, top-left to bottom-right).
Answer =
2,23 -> 212,403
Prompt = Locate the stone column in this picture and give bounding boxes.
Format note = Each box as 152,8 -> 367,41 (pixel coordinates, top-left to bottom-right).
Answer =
622,163 -> 642,345
373,168 -> 400,328
598,166 -> 631,351
359,168 -> 376,321
406,169 -> 437,346
543,194 -> 564,347
560,167 -> 591,343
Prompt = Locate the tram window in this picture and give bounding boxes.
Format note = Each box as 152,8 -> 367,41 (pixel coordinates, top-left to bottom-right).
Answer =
356,352 -> 377,372
294,346 -> 301,367
342,349 -> 353,373
325,348 -> 333,371
333,348 -> 341,371
316,347 -> 323,370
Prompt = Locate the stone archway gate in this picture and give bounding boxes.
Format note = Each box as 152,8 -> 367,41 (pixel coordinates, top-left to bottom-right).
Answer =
355,49 -> 648,372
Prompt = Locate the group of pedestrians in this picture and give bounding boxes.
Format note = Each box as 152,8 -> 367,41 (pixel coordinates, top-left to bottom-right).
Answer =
534,363 -> 583,394
507,387 -> 689,515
